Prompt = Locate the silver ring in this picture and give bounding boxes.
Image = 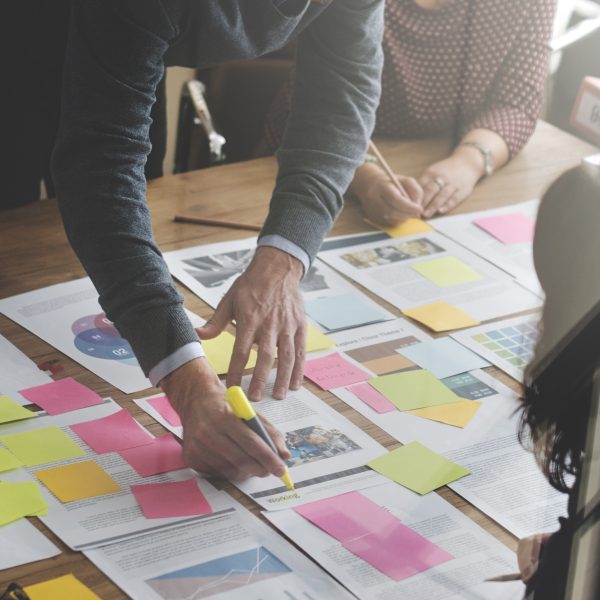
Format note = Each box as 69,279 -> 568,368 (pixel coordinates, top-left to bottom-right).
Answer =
433,176 -> 446,190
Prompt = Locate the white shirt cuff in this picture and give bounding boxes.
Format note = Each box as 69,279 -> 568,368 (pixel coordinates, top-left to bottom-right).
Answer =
148,341 -> 205,387
257,234 -> 310,275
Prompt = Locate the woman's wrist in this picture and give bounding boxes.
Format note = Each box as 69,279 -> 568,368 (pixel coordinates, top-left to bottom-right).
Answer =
451,145 -> 487,181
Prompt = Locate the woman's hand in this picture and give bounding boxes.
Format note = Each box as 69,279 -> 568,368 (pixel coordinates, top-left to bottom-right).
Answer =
517,533 -> 550,583
419,151 -> 482,218
351,163 -> 423,227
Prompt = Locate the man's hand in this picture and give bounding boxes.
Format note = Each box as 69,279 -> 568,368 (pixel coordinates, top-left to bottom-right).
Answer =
161,358 -> 290,480
197,246 -> 306,401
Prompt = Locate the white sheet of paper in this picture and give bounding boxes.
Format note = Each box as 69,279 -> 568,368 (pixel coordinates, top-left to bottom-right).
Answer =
329,324 -> 567,539
0,518 -> 60,569
85,493 -> 352,600
265,482 -> 525,600
164,238 -> 395,329
0,333 -> 52,405
432,199 -> 542,296
137,376 -> 389,511
0,278 -> 154,394
318,231 -> 541,322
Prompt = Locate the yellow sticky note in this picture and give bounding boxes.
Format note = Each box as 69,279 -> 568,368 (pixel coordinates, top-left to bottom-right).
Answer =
0,395 -> 37,424
411,256 -> 481,288
0,481 -> 49,526
202,331 -> 257,375
367,441 -> 470,495
403,301 -> 480,332
365,217 -> 433,237
35,460 -> 121,503
25,574 -> 101,600
369,369 -> 460,411
306,324 -> 335,353
0,426 -> 85,467
0,447 -> 23,473
407,400 -> 481,428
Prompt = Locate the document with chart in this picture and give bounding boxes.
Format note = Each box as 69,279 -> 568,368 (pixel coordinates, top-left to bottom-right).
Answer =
318,231 -> 541,322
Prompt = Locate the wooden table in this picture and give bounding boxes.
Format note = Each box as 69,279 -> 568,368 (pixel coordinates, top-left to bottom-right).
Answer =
0,121 -> 595,598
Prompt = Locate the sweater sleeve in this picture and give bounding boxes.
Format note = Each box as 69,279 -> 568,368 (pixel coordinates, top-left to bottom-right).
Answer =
260,0 -> 384,262
52,0 -> 200,377
461,0 -> 556,158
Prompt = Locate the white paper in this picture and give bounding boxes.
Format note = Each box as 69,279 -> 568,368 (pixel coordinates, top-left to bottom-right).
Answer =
0,278 -> 154,394
0,400 -> 228,550
0,518 -> 60,569
318,231 -> 541,322
85,493 -> 352,600
164,237 -> 395,329
327,323 -> 566,538
0,333 -> 52,405
432,199 -> 542,295
451,313 -> 541,382
265,482 -> 525,599
136,376 -> 389,511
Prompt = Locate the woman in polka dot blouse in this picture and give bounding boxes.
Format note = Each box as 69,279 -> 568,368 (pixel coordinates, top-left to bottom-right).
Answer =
257,0 -> 557,225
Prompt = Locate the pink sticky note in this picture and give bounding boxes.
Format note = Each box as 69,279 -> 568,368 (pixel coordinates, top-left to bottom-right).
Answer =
347,382 -> 396,414
71,409 -> 154,453
147,395 -> 181,427
474,213 -> 535,244
117,434 -> 186,477
303,353 -> 370,391
131,479 -> 212,519
295,491 -> 452,581
19,377 -> 102,415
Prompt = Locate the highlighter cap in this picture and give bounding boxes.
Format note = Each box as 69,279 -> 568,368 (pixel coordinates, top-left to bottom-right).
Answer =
225,386 -> 256,420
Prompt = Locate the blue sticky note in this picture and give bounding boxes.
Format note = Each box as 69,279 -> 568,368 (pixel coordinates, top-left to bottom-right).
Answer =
305,293 -> 390,332
397,337 -> 491,380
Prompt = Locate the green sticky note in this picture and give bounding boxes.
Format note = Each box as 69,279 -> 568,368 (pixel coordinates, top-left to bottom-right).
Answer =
0,481 -> 49,526
0,395 -> 37,424
411,256 -> 481,288
0,447 -> 23,473
0,426 -> 85,467
368,441 -> 470,494
369,369 -> 460,411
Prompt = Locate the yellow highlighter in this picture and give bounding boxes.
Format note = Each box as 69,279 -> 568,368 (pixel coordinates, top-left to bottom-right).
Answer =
225,386 -> 295,491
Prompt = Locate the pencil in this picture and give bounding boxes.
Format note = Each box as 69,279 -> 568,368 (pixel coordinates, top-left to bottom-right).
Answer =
174,214 -> 262,232
368,140 -> 410,198
485,573 -> 522,582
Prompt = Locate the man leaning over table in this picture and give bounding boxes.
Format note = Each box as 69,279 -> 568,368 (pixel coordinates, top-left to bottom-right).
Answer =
51,1 -> 384,483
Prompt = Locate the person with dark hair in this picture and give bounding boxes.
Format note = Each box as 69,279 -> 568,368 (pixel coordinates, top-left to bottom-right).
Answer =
258,0 -> 556,225
517,157 -> 600,598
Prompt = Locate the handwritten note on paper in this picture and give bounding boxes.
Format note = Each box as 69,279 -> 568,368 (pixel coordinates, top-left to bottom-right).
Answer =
19,377 -> 103,415
294,491 -> 452,580
305,293 -> 389,332
474,213 -> 535,244
368,441 -> 470,495
403,301 -> 480,332
0,426 -> 85,467
0,447 -> 22,473
25,574 -> 101,600
407,400 -> 481,428
0,481 -> 49,526
347,382 -> 396,414
397,337 -> 490,379
202,331 -> 257,375
0,395 -> 37,424
71,409 -> 154,454
35,460 -> 121,503
304,353 -> 371,391
147,395 -> 181,427
118,434 -> 185,477
131,479 -> 212,519
411,256 -> 481,288
369,370 -> 460,411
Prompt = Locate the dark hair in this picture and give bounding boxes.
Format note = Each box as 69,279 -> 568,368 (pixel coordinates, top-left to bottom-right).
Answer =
519,165 -> 600,493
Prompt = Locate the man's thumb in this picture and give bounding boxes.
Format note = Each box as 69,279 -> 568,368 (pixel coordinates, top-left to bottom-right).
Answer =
196,295 -> 232,340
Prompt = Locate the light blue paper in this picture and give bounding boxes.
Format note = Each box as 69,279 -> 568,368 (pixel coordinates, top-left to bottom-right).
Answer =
305,293 -> 390,332
397,337 -> 490,379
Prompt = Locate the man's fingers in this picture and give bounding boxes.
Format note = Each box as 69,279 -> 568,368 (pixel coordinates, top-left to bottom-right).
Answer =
260,412 -> 291,460
382,184 -> 422,216
248,334 -> 277,401
226,329 -> 256,388
290,326 -> 306,389
232,422 -> 286,477
273,332 -> 295,399
197,291 -> 233,340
